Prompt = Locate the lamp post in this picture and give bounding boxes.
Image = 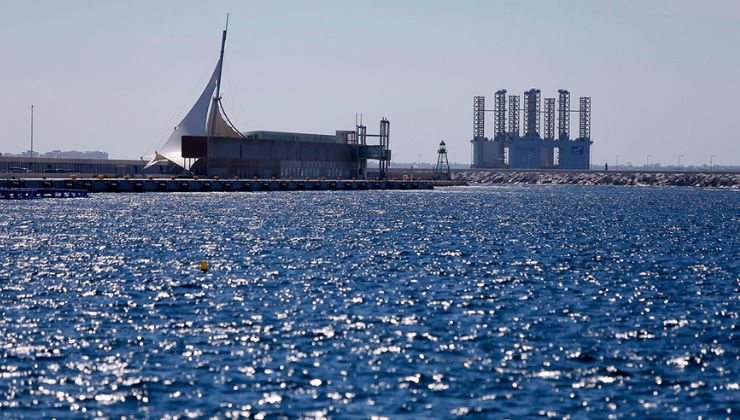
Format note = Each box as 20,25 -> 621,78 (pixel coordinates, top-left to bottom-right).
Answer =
615,154 -> 620,168
710,155 -> 715,171
646,154 -> 651,169
678,154 -> 683,169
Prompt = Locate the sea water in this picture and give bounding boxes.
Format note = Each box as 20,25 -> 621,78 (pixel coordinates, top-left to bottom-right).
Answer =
0,186 -> 737,417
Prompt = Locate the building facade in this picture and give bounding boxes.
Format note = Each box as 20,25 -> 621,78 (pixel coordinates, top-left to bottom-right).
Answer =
184,128 -> 391,179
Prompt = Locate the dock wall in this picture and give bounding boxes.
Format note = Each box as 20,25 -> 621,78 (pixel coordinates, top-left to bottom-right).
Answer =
0,178 -> 434,193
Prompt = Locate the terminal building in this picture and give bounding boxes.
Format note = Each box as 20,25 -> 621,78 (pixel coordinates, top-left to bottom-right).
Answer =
471,89 -> 592,170
180,123 -> 390,180
0,156 -> 169,176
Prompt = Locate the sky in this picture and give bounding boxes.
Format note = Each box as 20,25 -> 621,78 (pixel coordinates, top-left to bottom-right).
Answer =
1,0 -> 739,166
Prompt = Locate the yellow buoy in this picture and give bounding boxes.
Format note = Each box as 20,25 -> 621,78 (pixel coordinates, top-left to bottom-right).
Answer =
200,260 -> 208,272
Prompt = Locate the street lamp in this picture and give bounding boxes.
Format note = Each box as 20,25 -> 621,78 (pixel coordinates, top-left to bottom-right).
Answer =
710,155 -> 715,171
646,154 -> 652,169
615,154 -> 621,168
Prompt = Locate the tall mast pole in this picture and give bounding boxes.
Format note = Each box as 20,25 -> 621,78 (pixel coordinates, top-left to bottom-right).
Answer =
30,105 -> 34,157
208,14 -> 228,137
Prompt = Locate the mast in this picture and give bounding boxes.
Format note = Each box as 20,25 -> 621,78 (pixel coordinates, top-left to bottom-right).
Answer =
208,14 -> 228,137
214,14 -> 228,106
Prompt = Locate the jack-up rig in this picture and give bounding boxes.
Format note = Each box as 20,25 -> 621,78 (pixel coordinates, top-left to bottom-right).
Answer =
471,89 -> 592,170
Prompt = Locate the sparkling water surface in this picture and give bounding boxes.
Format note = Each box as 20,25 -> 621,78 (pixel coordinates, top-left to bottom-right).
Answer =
0,186 -> 737,418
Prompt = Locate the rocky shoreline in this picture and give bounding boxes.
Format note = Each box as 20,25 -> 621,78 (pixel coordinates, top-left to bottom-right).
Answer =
453,170 -> 739,188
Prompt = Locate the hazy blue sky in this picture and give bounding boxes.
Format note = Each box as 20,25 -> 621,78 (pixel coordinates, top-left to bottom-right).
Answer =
1,0 -> 739,165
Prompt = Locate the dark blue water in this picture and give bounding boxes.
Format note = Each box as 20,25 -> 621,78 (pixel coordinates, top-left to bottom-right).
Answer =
0,186 -> 737,418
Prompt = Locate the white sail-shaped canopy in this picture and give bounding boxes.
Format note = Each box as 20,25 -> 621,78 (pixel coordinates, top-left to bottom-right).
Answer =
145,21 -> 243,171
145,61 -> 221,170
211,101 -> 243,138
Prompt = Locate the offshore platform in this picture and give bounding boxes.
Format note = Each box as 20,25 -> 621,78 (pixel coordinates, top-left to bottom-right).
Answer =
471,89 -> 592,169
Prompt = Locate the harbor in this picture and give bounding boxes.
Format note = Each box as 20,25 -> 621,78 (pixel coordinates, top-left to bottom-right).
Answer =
1,3 -> 739,418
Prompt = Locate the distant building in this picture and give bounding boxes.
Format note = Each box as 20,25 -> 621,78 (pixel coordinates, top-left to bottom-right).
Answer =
2,151 -> 38,158
42,150 -> 109,160
5,150 -> 109,160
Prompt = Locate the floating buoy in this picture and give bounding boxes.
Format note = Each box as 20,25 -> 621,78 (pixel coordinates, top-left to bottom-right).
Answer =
200,260 -> 208,272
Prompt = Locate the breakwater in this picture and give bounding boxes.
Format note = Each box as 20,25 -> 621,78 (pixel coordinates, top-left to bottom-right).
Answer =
0,177 -> 433,193
454,170 -> 739,188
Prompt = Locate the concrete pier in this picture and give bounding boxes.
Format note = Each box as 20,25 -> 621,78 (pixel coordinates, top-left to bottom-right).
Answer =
0,178 -> 434,193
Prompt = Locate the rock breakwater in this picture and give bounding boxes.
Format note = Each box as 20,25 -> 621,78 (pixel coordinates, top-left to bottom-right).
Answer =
454,170 -> 739,188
